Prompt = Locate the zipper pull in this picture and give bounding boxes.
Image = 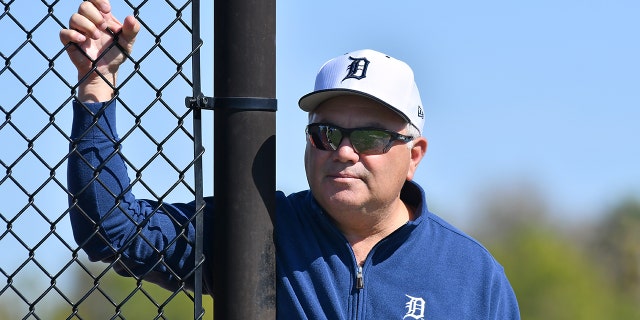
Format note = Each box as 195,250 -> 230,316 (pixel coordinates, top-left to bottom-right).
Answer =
356,266 -> 364,289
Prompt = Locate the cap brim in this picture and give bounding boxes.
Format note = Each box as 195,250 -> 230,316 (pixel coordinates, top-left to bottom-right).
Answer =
298,89 -> 411,124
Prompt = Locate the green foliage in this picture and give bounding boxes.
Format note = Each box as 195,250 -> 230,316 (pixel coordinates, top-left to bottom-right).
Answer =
470,181 -> 640,319
593,198 -> 640,298
46,264 -> 214,319
482,224 -> 640,320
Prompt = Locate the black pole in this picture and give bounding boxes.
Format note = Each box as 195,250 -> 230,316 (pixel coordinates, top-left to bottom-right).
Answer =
212,0 -> 276,318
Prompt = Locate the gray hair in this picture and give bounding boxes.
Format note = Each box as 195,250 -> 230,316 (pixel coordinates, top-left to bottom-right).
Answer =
404,123 -> 421,149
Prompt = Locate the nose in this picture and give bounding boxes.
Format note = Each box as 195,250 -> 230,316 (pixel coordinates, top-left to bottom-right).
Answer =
333,136 -> 360,163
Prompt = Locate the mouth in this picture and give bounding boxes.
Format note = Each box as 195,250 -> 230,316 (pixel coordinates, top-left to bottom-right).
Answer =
327,172 -> 361,182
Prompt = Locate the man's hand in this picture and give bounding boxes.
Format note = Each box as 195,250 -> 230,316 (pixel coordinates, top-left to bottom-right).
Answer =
59,0 -> 140,102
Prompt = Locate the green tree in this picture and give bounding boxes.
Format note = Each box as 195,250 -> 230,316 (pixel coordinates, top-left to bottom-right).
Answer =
48,260 -> 214,319
593,198 -> 640,299
487,226 -> 639,319
471,181 -> 640,319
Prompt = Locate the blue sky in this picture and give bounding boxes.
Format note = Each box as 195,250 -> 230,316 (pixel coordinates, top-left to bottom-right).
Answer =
1,0 -> 639,226
1,0 -> 639,311
1,0 -> 638,238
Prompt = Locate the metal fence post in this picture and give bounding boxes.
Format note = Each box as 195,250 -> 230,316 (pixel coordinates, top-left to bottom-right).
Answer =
212,0 -> 277,318
190,0 -> 206,318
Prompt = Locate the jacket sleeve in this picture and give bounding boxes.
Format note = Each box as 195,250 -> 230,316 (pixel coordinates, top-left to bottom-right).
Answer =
67,99 -> 208,292
490,266 -> 521,319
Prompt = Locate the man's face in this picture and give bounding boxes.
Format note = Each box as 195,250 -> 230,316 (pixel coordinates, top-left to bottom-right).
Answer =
304,95 -> 424,216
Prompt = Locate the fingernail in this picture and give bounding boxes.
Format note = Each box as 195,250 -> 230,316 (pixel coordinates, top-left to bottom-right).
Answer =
94,30 -> 102,39
101,3 -> 111,12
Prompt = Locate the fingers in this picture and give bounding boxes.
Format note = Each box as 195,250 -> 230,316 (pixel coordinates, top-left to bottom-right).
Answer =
120,16 -> 141,44
67,15 -> 100,41
61,0 -> 139,47
75,1 -> 108,38
59,28 -> 85,47
65,0 -> 117,39
101,15 -> 139,54
87,0 -> 112,13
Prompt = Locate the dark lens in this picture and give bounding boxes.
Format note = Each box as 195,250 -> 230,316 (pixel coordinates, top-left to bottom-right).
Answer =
325,126 -> 343,150
307,124 -> 408,155
308,125 -> 336,151
350,130 -> 392,154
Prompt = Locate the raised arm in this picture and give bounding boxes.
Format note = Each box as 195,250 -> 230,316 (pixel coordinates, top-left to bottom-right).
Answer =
67,100 -> 206,292
62,0 -> 208,292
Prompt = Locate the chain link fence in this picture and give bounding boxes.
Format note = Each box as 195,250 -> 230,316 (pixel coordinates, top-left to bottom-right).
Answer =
1,0 -> 212,318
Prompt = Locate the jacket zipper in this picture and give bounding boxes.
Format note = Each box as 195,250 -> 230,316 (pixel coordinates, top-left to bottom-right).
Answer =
354,265 -> 364,319
353,225 -> 408,318
356,266 -> 364,289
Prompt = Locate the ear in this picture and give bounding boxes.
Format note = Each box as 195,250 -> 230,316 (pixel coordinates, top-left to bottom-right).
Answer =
406,137 -> 427,181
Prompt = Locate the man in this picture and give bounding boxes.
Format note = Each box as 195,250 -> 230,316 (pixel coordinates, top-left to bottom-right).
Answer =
60,0 -> 520,318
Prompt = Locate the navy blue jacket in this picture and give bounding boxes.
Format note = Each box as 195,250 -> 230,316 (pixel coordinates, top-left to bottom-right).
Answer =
68,100 -> 520,319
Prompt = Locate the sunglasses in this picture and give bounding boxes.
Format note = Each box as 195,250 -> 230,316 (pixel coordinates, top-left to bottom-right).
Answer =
306,123 -> 415,155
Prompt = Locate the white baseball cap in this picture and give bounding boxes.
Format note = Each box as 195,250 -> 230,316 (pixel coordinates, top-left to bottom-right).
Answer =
299,49 -> 425,134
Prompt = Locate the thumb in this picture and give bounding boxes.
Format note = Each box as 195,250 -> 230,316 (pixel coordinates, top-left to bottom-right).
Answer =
119,16 -> 140,53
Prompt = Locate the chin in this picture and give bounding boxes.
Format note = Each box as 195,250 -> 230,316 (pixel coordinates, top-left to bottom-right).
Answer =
313,179 -> 367,205
325,190 -> 368,209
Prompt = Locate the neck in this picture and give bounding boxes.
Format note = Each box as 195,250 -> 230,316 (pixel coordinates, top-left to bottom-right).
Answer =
328,198 -> 414,265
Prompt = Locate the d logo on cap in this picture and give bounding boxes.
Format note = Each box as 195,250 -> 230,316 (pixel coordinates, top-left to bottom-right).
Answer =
343,57 -> 370,81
